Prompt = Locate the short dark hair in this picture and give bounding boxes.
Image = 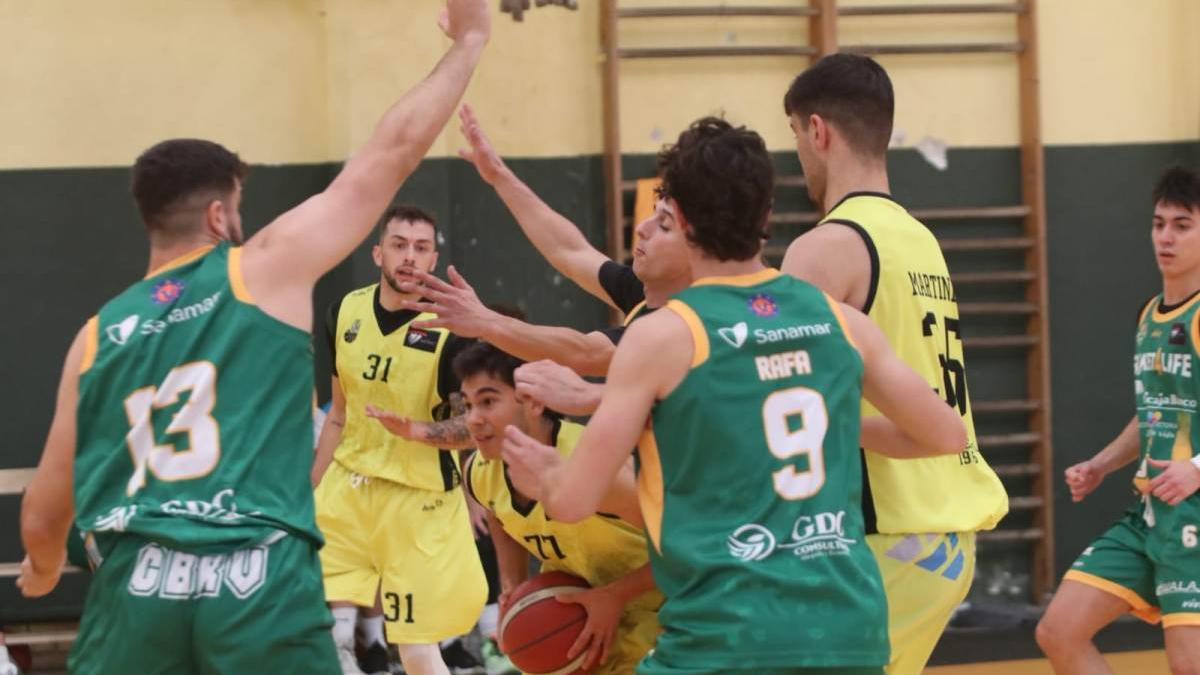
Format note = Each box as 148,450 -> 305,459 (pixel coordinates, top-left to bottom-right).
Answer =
656,116 -> 775,262
453,340 -> 524,390
131,139 -> 248,236
377,204 -> 438,243
783,54 -> 894,158
1152,165 -> 1200,212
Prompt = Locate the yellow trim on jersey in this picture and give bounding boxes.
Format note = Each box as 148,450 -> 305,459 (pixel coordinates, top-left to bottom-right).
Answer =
691,267 -> 779,288
1139,297 -> 1158,325
623,301 -> 647,327
1063,570 -> 1161,624
144,245 -> 216,279
1153,293 -> 1200,322
1163,613 -> 1200,627
1190,301 -> 1200,352
822,293 -> 858,352
227,246 -> 256,305
79,316 -> 99,375
637,423 -> 665,553
666,300 -> 709,368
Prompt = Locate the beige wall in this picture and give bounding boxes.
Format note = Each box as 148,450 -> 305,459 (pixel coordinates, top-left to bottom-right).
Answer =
0,0 -> 1196,169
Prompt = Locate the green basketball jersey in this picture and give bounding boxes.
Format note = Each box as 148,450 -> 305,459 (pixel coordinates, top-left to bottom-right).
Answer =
1132,294 -> 1200,530
75,243 -> 323,553
636,269 -> 888,670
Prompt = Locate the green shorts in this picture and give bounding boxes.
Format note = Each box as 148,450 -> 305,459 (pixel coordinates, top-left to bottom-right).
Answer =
1065,504 -> 1200,628
68,532 -> 338,674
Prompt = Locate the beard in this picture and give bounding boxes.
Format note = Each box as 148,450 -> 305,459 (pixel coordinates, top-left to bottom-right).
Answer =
384,268 -> 420,294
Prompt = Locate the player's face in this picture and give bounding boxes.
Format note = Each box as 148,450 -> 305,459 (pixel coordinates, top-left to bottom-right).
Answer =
1152,201 -> 1200,278
790,113 -> 826,207
374,219 -> 438,295
462,373 -> 525,460
632,199 -> 690,290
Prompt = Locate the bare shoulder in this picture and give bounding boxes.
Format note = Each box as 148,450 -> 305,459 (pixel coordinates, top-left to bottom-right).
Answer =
784,223 -> 867,265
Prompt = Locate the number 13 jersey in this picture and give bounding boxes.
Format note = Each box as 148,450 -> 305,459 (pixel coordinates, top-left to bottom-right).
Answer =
638,269 -> 887,670
821,192 -> 1008,535
75,243 -> 322,552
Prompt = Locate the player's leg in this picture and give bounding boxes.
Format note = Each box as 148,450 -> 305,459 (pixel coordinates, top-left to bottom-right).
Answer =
194,533 -> 339,675
375,483 -> 487,675
1035,579 -> 1131,675
1164,626 -> 1200,675
316,461 -> 384,674
356,591 -> 391,675
865,532 -> 974,675
1036,513 -> 1159,675
67,536 -> 192,675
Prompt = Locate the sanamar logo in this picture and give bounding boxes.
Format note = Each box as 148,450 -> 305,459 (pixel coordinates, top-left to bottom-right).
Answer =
718,322 -> 749,348
106,315 -> 140,346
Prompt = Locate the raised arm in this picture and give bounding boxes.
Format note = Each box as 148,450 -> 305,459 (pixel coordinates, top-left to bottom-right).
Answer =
241,1 -> 492,328
841,304 -> 968,457
402,267 -> 616,376
19,323 -> 85,597
457,104 -> 615,307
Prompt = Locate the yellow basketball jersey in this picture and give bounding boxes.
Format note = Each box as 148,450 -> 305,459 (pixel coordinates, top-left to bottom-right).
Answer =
821,193 -> 1008,534
333,284 -> 460,491
465,421 -> 663,611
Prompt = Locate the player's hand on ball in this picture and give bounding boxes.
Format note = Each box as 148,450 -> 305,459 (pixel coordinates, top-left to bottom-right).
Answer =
439,0 -> 491,44
557,585 -> 622,670
1064,459 -> 1103,502
514,360 -> 602,416
501,426 -> 562,501
365,405 -> 422,440
16,555 -> 63,598
1147,458 -> 1200,506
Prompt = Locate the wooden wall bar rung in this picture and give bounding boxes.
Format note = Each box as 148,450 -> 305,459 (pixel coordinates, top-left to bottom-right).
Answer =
940,237 -> 1034,252
958,301 -> 1039,316
619,6 -> 819,19
977,528 -> 1044,544
1008,495 -> 1045,510
618,45 -> 818,59
974,399 -> 1041,414
912,205 -> 1031,220
992,463 -> 1042,478
953,270 -> 1037,284
964,335 -> 1039,349
838,3 -> 1027,17
843,42 -> 1023,55
978,431 -> 1042,447
2,629 -> 80,646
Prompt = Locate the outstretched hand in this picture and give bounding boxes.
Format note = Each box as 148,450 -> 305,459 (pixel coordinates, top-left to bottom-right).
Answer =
557,584 -> 623,670
400,266 -> 497,338
501,425 -> 564,502
514,360 -> 603,416
1148,458 -> 1200,506
365,404 -> 427,441
1064,459 -> 1104,503
458,104 -> 508,185
439,0 -> 492,44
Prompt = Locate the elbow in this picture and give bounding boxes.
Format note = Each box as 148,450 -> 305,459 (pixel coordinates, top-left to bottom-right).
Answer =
21,513 -> 63,553
544,493 -> 590,524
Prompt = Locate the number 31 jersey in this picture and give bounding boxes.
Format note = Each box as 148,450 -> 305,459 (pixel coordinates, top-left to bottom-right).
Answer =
821,192 -> 1008,535
75,243 -> 323,552
638,269 -> 888,670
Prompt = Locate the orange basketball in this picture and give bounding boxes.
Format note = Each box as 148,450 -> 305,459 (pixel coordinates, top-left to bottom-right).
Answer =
498,571 -> 593,675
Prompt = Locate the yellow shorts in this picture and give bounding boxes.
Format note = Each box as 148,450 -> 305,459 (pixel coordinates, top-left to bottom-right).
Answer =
867,532 -> 976,675
315,460 -> 487,644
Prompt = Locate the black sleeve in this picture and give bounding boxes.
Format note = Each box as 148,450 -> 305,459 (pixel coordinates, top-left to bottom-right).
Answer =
599,325 -> 626,345
437,334 -> 471,403
598,261 -> 646,314
325,297 -> 344,377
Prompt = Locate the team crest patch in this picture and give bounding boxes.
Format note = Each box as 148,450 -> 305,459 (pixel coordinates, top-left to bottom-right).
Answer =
1170,323 -> 1187,345
343,319 -> 361,343
404,327 -> 441,353
1147,410 -> 1163,426
151,279 -> 186,305
748,293 -> 778,318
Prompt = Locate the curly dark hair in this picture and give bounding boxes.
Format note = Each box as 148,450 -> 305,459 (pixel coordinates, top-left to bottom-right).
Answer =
656,116 -> 774,262
131,139 -> 248,236
377,204 -> 438,243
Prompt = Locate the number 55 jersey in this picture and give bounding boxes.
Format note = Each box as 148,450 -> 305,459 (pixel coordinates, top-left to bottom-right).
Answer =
75,242 -> 323,552
637,269 -> 887,671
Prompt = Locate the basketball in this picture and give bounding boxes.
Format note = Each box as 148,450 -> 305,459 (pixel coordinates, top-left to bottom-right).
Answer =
498,571 -> 593,675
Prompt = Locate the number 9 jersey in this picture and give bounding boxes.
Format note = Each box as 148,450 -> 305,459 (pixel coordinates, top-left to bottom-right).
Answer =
821,193 -> 1008,536
75,243 -> 323,552
636,269 -> 888,671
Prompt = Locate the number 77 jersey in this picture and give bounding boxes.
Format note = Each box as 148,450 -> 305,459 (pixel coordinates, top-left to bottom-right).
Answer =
636,269 -> 888,671
821,192 -> 1008,536
74,243 -> 324,553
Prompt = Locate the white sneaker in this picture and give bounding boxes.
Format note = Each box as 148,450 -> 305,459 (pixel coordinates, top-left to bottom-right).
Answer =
338,643 -> 367,675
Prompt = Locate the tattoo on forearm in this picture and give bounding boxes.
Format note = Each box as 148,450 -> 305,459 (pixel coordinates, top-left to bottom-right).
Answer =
424,415 -> 471,445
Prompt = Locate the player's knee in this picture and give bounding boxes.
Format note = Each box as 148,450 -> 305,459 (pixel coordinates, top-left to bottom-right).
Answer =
1034,613 -> 1073,654
1168,649 -> 1200,675
396,643 -> 449,675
